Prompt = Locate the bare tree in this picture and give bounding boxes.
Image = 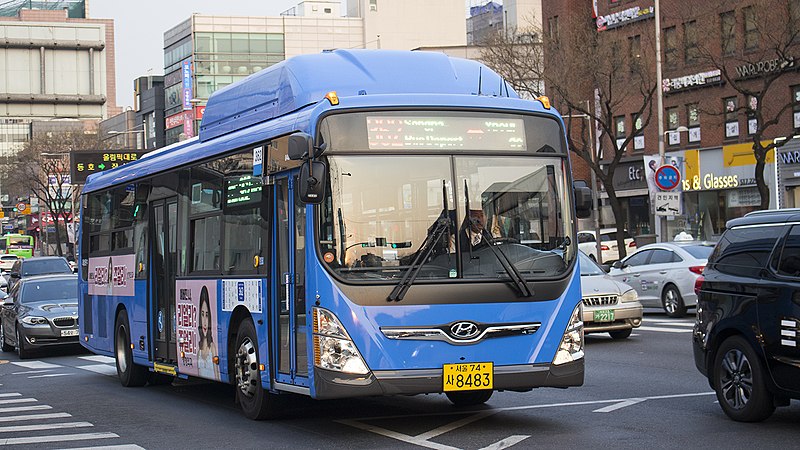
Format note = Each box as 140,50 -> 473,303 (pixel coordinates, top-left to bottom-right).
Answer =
480,26 -> 545,98
9,131 -> 101,256
481,13 -> 657,259
678,0 -> 800,209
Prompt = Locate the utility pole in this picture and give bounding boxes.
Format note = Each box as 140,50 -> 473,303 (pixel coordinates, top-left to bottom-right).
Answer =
654,0 -> 665,242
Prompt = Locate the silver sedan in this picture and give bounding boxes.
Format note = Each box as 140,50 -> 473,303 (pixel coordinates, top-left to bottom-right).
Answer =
579,251 -> 642,339
608,241 -> 715,317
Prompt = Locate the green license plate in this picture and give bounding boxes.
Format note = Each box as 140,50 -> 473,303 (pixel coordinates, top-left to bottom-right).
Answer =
593,309 -> 615,322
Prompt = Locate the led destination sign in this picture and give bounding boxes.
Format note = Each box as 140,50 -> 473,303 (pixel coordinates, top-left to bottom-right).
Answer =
225,175 -> 262,207
367,116 -> 527,151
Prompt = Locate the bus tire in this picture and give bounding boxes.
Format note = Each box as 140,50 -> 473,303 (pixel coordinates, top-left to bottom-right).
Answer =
446,389 -> 493,406
234,318 -> 281,420
115,311 -> 148,387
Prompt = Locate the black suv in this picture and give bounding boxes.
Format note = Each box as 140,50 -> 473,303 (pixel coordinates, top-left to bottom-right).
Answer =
694,210 -> 800,422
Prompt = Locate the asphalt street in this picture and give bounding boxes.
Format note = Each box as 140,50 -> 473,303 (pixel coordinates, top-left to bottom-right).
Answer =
0,313 -> 797,449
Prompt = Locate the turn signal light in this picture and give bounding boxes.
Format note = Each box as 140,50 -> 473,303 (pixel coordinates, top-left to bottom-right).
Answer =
537,96 -> 551,109
325,91 -> 339,105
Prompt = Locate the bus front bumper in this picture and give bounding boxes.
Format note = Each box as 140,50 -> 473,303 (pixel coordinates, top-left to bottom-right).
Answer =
312,358 -> 584,400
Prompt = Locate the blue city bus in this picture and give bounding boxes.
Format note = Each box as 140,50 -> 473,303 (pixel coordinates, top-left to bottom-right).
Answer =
78,49 -> 591,419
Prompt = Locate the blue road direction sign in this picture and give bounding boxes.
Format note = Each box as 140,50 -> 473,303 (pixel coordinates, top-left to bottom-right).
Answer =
655,165 -> 681,191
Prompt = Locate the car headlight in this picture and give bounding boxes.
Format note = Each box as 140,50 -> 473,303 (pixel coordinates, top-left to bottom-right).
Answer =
620,289 -> 638,303
553,304 -> 584,365
22,316 -> 48,326
312,308 -> 369,375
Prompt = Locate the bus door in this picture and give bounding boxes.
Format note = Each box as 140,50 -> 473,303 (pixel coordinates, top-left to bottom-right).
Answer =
151,197 -> 178,362
273,171 -> 308,386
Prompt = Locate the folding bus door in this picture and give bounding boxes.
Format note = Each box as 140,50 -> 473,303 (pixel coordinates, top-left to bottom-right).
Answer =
151,197 -> 178,363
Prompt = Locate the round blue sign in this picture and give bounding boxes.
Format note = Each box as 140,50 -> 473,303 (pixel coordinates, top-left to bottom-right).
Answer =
655,165 -> 681,191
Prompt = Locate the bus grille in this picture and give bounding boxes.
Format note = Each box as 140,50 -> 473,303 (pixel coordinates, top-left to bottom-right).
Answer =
53,317 -> 77,328
582,295 -> 618,306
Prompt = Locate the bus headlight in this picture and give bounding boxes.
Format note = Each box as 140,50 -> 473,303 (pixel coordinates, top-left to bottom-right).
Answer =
553,304 -> 584,365
620,289 -> 638,303
312,308 -> 369,375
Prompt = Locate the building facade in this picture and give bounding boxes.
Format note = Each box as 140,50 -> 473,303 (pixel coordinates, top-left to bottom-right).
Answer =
543,0 -> 800,242
133,75 -> 165,151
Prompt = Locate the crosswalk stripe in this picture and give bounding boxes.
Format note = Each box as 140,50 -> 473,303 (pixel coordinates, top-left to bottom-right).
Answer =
0,393 -> 21,398
643,320 -> 694,327
0,413 -> 72,422
10,361 -> 61,369
58,445 -> 145,450
0,399 -> 36,405
0,432 -> 119,445
77,365 -> 117,376
637,326 -> 692,333
28,373 -> 74,379
0,405 -> 52,413
77,356 -> 115,364
0,421 -> 93,433
13,370 -> 55,375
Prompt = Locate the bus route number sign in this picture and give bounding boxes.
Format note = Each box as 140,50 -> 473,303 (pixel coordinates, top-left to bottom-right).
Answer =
655,165 -> 681,191
443,362 -> 493,391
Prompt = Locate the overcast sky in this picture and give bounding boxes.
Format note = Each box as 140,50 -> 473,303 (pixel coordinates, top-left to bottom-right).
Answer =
88,0 -> 339,109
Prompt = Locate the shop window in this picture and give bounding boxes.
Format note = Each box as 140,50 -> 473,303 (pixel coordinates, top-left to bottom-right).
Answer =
720,11 -> 736,56
683,21 -> 699,65
743,7 -> 759,51
687,103 -> 701,143
724,97 -> 739,138
663,26 -> 678,68
792,85 -> 800,130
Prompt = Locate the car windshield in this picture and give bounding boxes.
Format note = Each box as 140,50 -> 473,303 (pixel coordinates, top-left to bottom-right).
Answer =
579,251 -> 605,276
22,259 -> 71,277
682,244 -> 715,260
21,278 -> 77,304
319,154 -> 574,283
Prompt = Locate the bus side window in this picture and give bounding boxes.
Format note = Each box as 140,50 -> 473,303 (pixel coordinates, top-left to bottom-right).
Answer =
134,184 -> 150,279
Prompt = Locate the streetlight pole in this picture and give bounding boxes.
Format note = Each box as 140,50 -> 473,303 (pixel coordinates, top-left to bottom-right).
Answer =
654,0 -> 666,242
566,106 -> 603,262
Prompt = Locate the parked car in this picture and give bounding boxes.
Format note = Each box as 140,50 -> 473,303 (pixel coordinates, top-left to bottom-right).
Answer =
7,256 -> 73,290
1,274 -> 79,359
608,241 -> 715,317
694,210 -> 800,422
577,228 -> 636,263
0,254 -> 19,271
579,251 -> 642,339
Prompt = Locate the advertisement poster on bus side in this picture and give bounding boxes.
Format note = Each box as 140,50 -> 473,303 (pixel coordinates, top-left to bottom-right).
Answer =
221,279 -> 262,313
175,280 -> 220,381
88,254 -> 135,297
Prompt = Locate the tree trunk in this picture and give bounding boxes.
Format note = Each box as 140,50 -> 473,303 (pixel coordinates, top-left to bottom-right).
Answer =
605,187 -> 629,261
754,149 -> 770,210
52,215 -> 64,257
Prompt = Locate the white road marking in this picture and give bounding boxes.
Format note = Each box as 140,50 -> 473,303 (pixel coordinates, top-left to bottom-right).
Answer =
593,398 -> 645,413
28,373 -> 74,379
636,326 -> 692,333
0,398 -> 36,405
479,435 -> 530,450
12,370 -> 55,375
0,432 -> 119,445
0,412 -> 71,422
337,419 -> 459,450
77,364 -> 117,376
0,405 -> 52,413
77,355 -> 115,364
10,361 -> 61,369
0,421 -> 93,433
0,393 -> 21,398
61,446 -> 146,450
415,411 -> 495,440
642,320 -> 694,327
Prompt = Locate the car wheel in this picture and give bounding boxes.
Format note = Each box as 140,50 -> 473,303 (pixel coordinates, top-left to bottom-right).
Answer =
15,325 -> 32,360
609,329 -> 632,339
662,285 -> 686,318
0,321 -> 13,352
446,389 -> 493,406
234,318 -> 282,420
713,336 -> 775,422
115,310 -> 148,387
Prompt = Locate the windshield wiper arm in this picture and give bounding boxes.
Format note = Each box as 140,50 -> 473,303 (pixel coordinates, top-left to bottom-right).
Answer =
479,229 -> 533,297
388,180 -> 450,302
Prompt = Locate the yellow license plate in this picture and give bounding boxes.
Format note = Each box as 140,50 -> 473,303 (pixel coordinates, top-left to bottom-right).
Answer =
443,362 -> 493,391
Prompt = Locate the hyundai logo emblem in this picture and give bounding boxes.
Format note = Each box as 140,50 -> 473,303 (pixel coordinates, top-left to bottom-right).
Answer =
450,321 -> 480,339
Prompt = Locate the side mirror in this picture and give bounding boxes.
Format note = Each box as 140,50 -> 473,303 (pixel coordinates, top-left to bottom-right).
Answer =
601,264 -> 612,273
612,260 -> 623,269
574,185 -> 592,219
287,132 -> 314,161
298,160 -> 327,204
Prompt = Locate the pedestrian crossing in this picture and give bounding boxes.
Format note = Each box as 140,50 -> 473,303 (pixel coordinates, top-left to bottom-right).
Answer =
634,318 -> 695,334
9,356 -> 116,380
0,391 -> 143,448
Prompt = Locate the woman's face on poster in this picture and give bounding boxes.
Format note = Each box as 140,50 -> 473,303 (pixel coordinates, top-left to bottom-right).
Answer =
200,300 -> 210,335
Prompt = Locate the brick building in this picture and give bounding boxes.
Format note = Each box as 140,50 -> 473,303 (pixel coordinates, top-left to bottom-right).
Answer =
542,0 -> 800,241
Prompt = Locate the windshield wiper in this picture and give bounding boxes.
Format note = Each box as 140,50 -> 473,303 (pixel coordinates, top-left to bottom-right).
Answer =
463,180 -> 532,298
388,180 -> 451,302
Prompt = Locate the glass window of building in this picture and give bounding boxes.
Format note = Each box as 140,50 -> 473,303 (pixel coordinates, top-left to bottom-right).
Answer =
743,7 -> 759,51
720,11 -> 736,55
683,21 -> 698,65
792,85 -> 800,130
664,26 -> 678,68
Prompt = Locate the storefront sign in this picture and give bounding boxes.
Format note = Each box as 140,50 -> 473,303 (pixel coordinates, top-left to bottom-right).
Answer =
182,60 -> 193,111
608,160 -> 649,192
166,110 -> 193,129
682,173 -> 740,191
70,150 -> 149,184
735,56 -> 795,79
596,5 -> 654,31
663,70 -> 722,94
654,192 -> 681,216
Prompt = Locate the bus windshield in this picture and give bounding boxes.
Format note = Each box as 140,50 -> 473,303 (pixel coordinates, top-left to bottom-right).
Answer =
319,154 -> 574,282
8,236 -> 32,247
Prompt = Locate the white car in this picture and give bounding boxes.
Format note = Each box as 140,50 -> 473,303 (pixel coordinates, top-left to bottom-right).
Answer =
0,255 -> 18,272
577,228 -> 636,263
579,251 -> 642,339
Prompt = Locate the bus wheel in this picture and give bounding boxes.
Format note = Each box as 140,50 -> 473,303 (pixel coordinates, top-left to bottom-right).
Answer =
234,318 -> 281,420
115,311 -> 148,387
446,390 -> 493,406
